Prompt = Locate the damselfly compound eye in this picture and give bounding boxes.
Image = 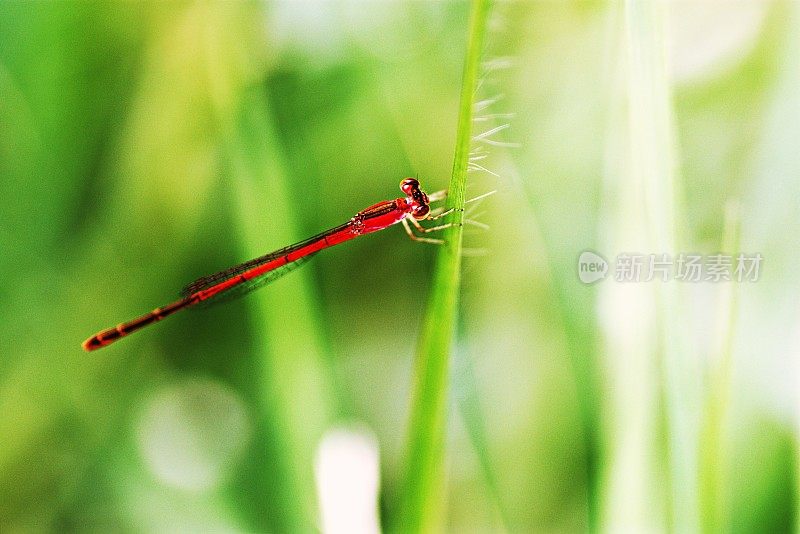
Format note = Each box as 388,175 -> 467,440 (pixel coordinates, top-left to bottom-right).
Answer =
400,178 -> 419,195
413,204 -> 430,219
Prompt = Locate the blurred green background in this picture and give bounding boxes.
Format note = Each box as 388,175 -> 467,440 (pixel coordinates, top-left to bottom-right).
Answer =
1,1 -> 798,532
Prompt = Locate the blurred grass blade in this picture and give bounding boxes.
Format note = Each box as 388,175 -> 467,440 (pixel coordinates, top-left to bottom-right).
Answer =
203,6 -> 334,530
454,341 -> 510,531
699,201 -> 739,532
395,0 -> 491,531
226,90 -> 334,531
599,0 -> 696,530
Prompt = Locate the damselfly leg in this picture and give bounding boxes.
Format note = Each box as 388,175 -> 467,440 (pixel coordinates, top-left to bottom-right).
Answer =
400,189 -> 496,244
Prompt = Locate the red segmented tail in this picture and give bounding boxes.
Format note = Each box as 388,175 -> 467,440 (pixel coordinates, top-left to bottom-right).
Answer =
82,296 -> 198,351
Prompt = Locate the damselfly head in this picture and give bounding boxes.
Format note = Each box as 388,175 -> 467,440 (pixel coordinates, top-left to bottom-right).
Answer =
400,178 -> 430,220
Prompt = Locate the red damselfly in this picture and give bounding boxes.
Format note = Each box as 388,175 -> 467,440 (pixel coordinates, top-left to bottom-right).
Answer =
82,178 -> 453,351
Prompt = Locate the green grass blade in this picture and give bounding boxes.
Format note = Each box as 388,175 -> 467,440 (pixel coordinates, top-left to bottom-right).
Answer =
224,91 -> 334,531
203,7 -> 334,529
395,0 -> 491,531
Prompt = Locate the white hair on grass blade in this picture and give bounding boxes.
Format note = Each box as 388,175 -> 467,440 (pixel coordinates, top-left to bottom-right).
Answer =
473,93 -> 505,112
464,189 -> 497,207
474,55 -> 515,94
473,112 -> 515,123
468,161 -> 501,178
314,425 -> 380,534
464,219 -> 490,230
472,123 -> 509,140
482,56 -> 515,71
473,123 -> 521,148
